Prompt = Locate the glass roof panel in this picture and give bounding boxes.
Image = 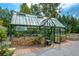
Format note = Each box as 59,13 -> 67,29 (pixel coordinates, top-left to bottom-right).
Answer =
51,18 -> 65,27
11,12 -> 65,28
15,15 -> 20,25
11,13 -> 16,24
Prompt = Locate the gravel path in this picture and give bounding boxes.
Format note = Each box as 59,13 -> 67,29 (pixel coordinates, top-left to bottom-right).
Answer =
25,40 -> 79,56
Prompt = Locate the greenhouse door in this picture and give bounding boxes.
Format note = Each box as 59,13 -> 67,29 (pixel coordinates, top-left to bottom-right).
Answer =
44,27 -> 53,43
54,28 -> 61,44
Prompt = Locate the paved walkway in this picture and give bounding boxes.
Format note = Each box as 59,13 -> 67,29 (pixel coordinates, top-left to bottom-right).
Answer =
13,34 -> 79,56
25,40 -> 79,56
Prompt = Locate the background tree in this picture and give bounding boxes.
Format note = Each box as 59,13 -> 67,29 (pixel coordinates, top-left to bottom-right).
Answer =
0,7 -> 12,27
20,3 -> 31,14
30,3 -> 60,18
75,20 -> 79,33
30,4 -> 39,15
58,14 -> 79,33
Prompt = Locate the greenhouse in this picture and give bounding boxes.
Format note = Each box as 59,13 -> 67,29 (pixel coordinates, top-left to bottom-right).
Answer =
10,12 -> 65,46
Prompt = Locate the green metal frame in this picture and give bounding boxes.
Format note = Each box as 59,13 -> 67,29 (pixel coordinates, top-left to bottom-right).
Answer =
10,19 -> 65,44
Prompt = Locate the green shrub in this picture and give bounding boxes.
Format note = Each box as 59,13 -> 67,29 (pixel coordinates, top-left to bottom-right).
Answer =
0,44 -> 15,56
14,31 -> 27,37
0,26 -> 7,41
3,49 -> 15,56
0,26 -> 15,56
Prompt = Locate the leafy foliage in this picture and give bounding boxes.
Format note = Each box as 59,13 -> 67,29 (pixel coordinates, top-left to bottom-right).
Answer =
0,26 -> 7,41
20,3 -> 31,14
30,4 -> 40,15
0,26 -> 15,56
0,44 -> 15,56
58,15 -> 79,33
0,7 -> 12,27
0,20 -> 3,26
30,3 -> 60,18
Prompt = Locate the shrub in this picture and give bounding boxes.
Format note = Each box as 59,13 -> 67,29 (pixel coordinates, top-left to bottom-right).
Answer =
0,44 -> 15,56
3,49 -> 15,56
0,26 -> 7,42
0,26 -> 15,56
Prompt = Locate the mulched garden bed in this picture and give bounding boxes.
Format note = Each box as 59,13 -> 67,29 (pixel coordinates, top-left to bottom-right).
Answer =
11,36 -> 37,47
